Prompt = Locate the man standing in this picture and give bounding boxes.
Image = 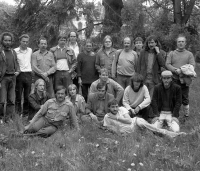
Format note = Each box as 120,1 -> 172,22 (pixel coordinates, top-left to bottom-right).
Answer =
85,82 -> 114,123
151,71 -> 182,132
24,85 -> 79,138
123,73 -> 151,121
166,35 -> 195,117
90,68 -> 124,103
0,32 -> 20,122
15,34 -> 33,116
112,37 -> 138,88
137,35 -> 166,98
50,34 -> 77,94
32,37 -> 56,97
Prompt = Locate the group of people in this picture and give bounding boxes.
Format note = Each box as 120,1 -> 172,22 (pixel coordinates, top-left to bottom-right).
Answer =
0,31 -> 196,138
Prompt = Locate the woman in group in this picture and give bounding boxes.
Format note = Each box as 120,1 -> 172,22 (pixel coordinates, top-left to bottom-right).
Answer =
95,35 -> 117,78
77,39 -> 98,101
66,84 -> 86,122
28,79 -> 50,120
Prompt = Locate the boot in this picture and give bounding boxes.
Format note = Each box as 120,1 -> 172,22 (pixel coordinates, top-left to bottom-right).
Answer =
183,105 -> 189,117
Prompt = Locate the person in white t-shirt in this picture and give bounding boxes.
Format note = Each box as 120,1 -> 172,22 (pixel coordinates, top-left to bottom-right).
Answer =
103,99 -> 186,138
14,34 -> 33,116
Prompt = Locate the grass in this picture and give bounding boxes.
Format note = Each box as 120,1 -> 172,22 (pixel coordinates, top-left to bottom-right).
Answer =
1,67 -> 200,171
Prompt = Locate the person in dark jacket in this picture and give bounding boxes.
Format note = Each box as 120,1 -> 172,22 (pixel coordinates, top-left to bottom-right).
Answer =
28,79 -> 50,120
0,32 -> 20,122
137,35 -> 166,98
151,70 -> 182,132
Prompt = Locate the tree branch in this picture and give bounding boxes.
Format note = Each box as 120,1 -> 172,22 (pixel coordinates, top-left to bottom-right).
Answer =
77,22 -> 102,32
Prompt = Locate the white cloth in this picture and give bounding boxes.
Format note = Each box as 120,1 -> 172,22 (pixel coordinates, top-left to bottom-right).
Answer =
56,59 -> 69,71
69,42 -> 79,58
14,47 -> 32,72
180,64 -> 196,77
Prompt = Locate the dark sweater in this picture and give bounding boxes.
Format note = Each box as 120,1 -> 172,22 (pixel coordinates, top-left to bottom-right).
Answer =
5,50 -> 15,74
77,52 -> 98,84
151,82 -> 182,118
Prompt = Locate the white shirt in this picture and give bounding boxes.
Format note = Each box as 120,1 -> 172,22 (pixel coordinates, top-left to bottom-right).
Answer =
104,107 -> 136,133
69,42 -> 79,58
14,47 -> 32,72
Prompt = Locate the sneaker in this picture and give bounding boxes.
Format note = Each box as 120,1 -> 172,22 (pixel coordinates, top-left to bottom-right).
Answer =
183,105 -> 189,117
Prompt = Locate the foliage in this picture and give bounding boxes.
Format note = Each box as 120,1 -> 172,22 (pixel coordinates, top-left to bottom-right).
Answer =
1,67 -> 200,170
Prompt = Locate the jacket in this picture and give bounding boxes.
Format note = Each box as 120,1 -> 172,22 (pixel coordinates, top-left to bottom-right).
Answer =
151,82 -> 182,118
0,49 -> 20,82
137,49 -> 166,84
50,46 -> 77,78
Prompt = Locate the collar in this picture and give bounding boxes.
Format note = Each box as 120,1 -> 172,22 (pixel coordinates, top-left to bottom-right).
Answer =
98,78 -> 110,84
66,95 -> 79,102
39,50 -> 48,55
176,48 -> 186,52
69,42 -> 78,47
97,94 -> 106,100
103,47 -> 115,53
56,45 -> 71,51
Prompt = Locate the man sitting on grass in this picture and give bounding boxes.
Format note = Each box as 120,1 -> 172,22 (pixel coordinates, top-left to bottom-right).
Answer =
151,70 -> 182,132
24,85 -> 79,137
103,99 -> 186,138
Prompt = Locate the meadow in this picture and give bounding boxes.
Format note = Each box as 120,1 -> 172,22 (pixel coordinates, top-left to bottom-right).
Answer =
0,67 -> 200,171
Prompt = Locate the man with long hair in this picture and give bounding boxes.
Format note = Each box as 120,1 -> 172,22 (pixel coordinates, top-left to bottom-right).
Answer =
137,35 -> 166,98
123,73 -> 151,120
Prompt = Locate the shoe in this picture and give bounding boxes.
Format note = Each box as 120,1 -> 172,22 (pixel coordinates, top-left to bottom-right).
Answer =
183,105 -> 189,117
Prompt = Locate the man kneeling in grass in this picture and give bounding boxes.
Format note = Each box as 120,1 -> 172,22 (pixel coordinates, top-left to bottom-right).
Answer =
24,85 -> 79,137
103,99 -> 185,138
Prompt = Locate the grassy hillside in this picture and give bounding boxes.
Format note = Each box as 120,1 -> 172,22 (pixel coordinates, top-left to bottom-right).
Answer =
0,67 -> 200,171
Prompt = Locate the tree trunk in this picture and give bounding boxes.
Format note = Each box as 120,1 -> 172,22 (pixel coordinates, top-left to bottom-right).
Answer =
102,0 -> 123,35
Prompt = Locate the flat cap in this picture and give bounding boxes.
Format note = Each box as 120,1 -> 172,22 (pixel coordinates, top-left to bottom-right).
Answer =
161,70 -> 173,77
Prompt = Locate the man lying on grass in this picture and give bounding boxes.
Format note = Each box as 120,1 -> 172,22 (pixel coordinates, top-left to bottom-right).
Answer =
103,99 -> 186,138
24,85 -> 79,137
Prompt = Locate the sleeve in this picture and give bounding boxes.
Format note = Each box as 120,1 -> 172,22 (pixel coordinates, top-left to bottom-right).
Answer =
78,96 -> 86,115
151,86 -> 159,116
111,50 -> 120,78
77,54 -> 82,77
89,82 -> 97,94
69,50 -> 77,72
85,94 -> 93,114
46,53 -> 56,76
157,50 -> 166,69
122,87 -> 132,110
69,105 -> 79,129
173,86 -> 182,118
112,80 -> 124,103
138,86 -> 151,109
166,51 -> 177,73
103,115 -> 111,127
14,51 -> 21,73
189,52 -> 196,67
28,95 -> 41,110
31,53 -> 44,76
95,51 -> 101,73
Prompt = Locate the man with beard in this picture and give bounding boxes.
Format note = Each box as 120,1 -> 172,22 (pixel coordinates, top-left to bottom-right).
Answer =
137,35 -> 166,98
104,99 -> 185,138
24,85 -> 79,137
0,32 -> 20,122
151,71 -> 182,132
112,37 -> 138,88
166,35 -> 195,117
123,73 -> 151,120
84,82 -> 114,124
32,37 -> 56,97
14,34 -> 33,116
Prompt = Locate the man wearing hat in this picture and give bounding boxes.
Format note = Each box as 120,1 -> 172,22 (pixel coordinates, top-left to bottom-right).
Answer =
151,70 -> 182,132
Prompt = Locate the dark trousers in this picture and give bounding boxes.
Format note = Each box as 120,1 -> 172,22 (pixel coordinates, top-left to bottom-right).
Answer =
174,79 -> 189,105
55,71 -> 72,95
130,106 -> 150,121
116,74 -> 131,89
82,83 -> 91,102
15,72 -> 32,115
0,75 -> 16,120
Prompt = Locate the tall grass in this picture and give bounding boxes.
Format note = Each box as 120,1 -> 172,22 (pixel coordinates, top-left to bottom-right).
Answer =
0,67 -> 200,171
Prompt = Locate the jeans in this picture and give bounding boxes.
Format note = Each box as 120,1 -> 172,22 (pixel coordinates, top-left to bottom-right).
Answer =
15,72 -> 32,115
116,74 -> 131,89
26,117 -> 60,138
55,71 -> 72,95
0,75 -> 16,120
173,79 -> 189,105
